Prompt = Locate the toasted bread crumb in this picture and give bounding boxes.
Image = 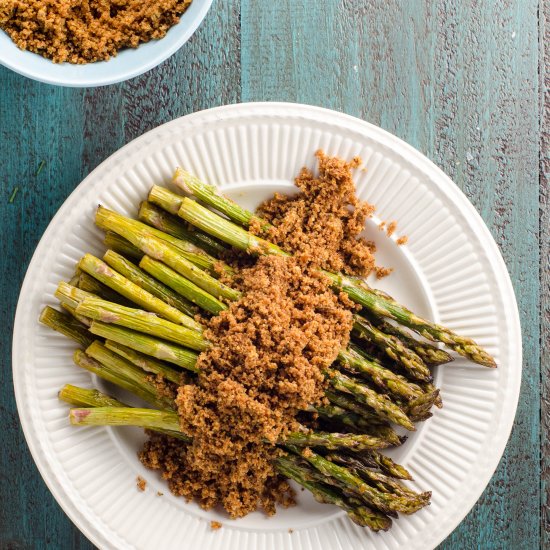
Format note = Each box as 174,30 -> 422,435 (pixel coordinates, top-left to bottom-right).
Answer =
386,221 -> 398,237
146,373 -> 177,400
375,266 -> 394,279
396,235 -> 409,246
210,521 -> 222,530
136,476 -> 146,492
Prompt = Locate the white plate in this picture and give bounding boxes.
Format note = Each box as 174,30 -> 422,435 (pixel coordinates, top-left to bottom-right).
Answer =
0,0 -> 212,87
12,103 -> 521,550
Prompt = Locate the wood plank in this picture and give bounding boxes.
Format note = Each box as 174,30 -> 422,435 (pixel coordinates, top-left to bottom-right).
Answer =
241,1 -> 540,547
430,3 -> 540,547
0,0 -> 241,546
121,0 -> 241,142
540,0 -> 549,546
0,70 -> 93,549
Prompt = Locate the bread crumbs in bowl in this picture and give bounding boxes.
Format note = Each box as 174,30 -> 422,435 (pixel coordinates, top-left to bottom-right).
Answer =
0,0 -> 212,87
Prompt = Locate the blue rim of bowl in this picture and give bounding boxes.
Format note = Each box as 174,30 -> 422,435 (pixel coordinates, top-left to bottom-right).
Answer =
0,0 -> 213,87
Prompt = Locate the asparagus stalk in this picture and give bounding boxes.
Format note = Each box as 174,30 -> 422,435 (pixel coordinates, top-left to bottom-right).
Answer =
39,306 -> 95,348
139,256 -> 227,315
289,446 -> 430,515
59,384 -> 127,407
422,382 -> 443,409
104,340 -> 185,385
346,340 -> 441,408
353,317 -> 432,382
103,249 -> 198,319
148,185 -> 189,215
96,207 -> 239,301
70,407 -> 182,432
370,454 -> 412,481
275,455 -> 392,531
55,282 -> 95,309
178,197 -> 496,368
325,368 -> 415,431
324,389 -> 388,424
310,404 -> 402,446
360,470 -> 417,498
371,317 -> 453,367
311,403 -> 383,432
139,199 -> 227,257
172,169 -> 272,233
60,385 -> 188,441
178,197 -> 287,257
73,348 -> 174,410
78,254 -> 198,330
89,321 -> 199,372
76,297 -> 209,351
61,303 -> 92,327
345,496 -> 394,530
283,430 -> 393,451
85,341 -> 178,404
65,402 -> 393,453
104,231 -> 143,261
328,451 -> 413,481
77,272 -> 131,306
337,345 -> 424,399
98,204 -> 223,273
324,454 -> 417,498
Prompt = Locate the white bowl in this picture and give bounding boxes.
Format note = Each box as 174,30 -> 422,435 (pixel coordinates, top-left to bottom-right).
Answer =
0,0 -> 213,87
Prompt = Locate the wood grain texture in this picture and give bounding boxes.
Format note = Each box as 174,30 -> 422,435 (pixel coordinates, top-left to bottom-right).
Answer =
0,0 -> 543,547
426,4 -> 540,548
0,74 -> 93,550
540,0 -> 549,546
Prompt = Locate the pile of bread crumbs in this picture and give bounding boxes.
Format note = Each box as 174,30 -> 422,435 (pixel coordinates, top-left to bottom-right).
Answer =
140,152 -> 387,518
0,0 -> 192,64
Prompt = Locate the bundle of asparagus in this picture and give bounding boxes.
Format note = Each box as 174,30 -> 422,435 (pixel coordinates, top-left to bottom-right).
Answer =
40,169 -> 496,532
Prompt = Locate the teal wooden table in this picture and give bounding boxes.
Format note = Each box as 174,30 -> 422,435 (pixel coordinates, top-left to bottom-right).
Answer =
1,1 -> 546,548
